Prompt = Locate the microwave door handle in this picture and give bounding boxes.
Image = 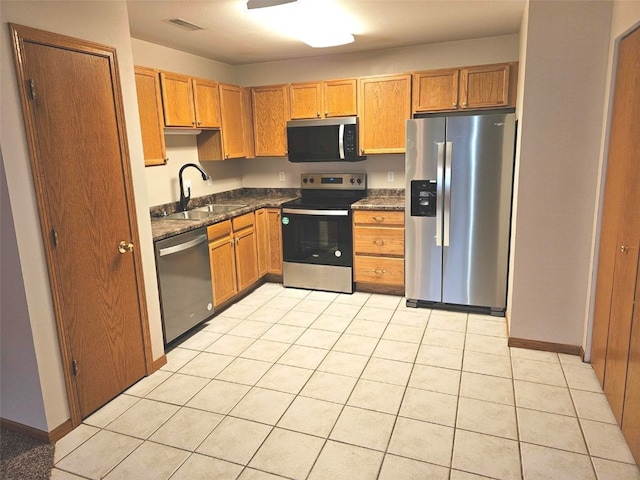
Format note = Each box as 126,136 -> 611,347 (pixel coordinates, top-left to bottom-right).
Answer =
338,124 -> 345,160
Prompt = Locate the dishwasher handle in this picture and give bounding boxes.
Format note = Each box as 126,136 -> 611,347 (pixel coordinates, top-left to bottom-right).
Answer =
158,234 -> 207,257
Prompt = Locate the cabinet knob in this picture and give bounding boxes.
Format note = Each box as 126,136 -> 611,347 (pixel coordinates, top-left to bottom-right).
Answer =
453,103 -> 457,107
324,111 -> 328,117
621,245 -> 630,253
316,112 -> 321,118
462,102 -> 467,107
225,154 -> 229,159
373,269 -> 387,275
360,149 -> 365,155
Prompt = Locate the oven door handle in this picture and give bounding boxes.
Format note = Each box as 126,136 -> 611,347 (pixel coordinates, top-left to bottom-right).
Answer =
282,208 -> 350,216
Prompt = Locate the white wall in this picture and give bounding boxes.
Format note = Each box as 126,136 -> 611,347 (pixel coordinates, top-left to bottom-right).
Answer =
508,0 -> 613,347
0,0 -> 164,432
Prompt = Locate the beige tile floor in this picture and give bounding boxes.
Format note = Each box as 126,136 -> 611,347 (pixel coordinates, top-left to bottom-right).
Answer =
51,283 -> 640,480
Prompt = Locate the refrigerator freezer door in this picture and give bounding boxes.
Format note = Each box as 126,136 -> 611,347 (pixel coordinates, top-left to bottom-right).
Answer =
442,113 -> 515,310
405,118 -> 446,302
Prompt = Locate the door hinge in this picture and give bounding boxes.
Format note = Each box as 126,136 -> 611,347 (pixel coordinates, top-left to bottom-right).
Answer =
72,359 -> 78,376
28,79 -> 37,101
52,228 -> 59,247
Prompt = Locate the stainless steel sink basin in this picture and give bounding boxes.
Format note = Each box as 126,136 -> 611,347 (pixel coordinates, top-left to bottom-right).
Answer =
164,204 -> 247,220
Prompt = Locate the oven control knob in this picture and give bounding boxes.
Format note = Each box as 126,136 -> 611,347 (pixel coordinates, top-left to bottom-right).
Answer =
309,178 -> 315,184
357,178 -> 362,184
350,178 -> 355,184
303,178 -> 308,184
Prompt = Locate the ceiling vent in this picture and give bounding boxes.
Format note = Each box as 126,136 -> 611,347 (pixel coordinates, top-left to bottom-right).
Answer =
167,18 -> 205,31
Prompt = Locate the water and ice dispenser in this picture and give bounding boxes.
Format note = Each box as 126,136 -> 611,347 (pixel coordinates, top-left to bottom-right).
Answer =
410,180 -> 437,217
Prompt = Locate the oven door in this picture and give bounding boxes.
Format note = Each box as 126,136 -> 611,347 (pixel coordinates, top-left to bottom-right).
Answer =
281,207 -> 353,267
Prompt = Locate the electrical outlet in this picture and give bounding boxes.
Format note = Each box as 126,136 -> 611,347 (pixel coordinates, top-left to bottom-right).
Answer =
279,172 -> 285,182
184,179 -> 192,191
387,171 -> 395,182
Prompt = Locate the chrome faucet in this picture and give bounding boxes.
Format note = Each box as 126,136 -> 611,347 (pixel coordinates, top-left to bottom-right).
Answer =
179,163 -> 210,211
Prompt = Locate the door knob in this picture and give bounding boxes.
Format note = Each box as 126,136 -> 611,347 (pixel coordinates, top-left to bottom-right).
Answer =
118,241 -> 134,254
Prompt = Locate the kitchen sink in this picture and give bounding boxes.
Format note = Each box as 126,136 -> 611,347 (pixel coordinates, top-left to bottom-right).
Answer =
164,204 -> 247,220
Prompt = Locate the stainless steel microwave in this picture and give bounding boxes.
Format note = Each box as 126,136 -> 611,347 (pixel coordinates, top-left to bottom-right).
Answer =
286,117 -> 366,162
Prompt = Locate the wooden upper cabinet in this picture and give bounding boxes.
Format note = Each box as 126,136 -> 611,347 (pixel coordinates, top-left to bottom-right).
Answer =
289,79 -> 357,119
133,66 -> 167,166
358,74 -> 412,155
193,78 -> 222,128
219,83 -> 246,159
413,63 -> 516,114
241,87 -> 256,158
460,63 -> 510,110
289,82 -> 322,119
413,69 -> 460,112
252,84 -> 289,156
159,71 -> 220,128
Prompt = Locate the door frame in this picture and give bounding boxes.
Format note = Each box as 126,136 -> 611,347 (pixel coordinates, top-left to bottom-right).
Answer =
9,23 -> 154,427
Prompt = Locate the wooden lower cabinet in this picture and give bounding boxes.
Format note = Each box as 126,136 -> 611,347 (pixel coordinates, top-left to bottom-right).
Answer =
207,213 -> 259,306
255,208 -> 283,276
353,210 -> 405,288
267,208 -> 283,275
208,221 -> 237,307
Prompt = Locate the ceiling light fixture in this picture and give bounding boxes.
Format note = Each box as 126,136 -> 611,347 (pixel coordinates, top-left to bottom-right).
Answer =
246,0 -> 297,9
299,30 -> 354,48
167,18 -> 205,31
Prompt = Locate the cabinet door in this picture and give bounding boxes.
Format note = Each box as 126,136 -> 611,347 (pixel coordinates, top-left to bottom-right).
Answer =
413,69 -> 460,113
160,71 -> 195,127
267,208 -> 282,274
252,85 -> 289,156
460,64 -> 510,109
358,74 -> 412,155
235,227 -> 259,291
134,67 -> 167,166
193,78 -> 221,128
255,209 -> 269,277
219,83 -> 246,159
289,82 -> 322,119
209,236 -> 238,307
241,87 -> 255,158
324,79 -> 357,117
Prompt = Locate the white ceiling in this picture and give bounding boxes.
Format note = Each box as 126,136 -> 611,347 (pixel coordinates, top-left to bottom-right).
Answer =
127,0 -> 526,66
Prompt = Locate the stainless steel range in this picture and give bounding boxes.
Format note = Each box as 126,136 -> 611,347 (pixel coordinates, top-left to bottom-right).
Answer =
280,173 -> 366,293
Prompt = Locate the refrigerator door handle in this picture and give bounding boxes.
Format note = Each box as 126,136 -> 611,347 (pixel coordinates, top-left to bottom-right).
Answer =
443,141 -> 453,247
436,142 -> 445,247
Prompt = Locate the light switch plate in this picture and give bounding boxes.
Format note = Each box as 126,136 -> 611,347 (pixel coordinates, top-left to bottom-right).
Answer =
184,179 -> 192,191
387,171 -> 395,182
279,172 -> 285,181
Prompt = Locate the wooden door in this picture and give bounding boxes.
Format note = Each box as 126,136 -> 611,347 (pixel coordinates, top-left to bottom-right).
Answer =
623,256 -> 640,464
134,66 -> 167,166
252,85 -> 289,156
412,69 -> 460,112
219,83 -> 246,159
324,79 -> 357,117
193,78 -> 221,128
290,82 -> 322,119
208,221 -> 237,307
10,25 -> 151,423
255,209 -> 269,277
267,208 -> 283,275
160,71 -> 194,127
460,64 -> 510,109
591,26 -> 640,460
358,74 -> 412,155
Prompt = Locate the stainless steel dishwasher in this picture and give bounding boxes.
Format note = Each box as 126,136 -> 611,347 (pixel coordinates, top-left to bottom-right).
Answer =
155,227 -> 213,344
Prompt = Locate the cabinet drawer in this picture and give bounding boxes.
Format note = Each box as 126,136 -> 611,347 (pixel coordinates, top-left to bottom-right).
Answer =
354,210 -> 404,226
232,212 -> 255,231
354,256 -> 404,286
207,220 -> 232,241
354,226 -> 404,256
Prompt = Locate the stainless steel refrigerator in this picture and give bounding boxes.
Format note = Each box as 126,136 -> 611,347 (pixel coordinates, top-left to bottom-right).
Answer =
405,110 -> 516,315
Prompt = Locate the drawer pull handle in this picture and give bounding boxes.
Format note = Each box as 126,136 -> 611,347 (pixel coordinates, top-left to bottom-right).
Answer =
372,216 -> 385,222
373,269 -> 387,275
373,239 -> 386,246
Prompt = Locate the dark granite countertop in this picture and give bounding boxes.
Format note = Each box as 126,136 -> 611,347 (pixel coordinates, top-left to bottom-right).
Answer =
353,189 -> 405,211
151,189 -> 299,241
151,188 -> 405,241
